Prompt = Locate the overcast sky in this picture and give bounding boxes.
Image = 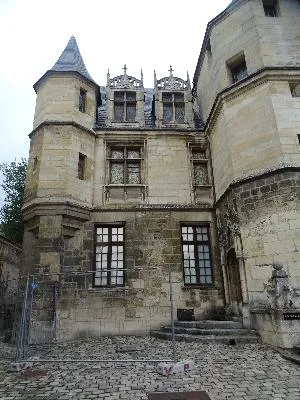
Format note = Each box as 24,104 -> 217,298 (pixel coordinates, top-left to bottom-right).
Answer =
0,0 -> 230,205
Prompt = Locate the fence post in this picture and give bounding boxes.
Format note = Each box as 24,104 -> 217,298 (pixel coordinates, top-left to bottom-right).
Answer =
15,274 -> 29,362
168,266 -> 177,362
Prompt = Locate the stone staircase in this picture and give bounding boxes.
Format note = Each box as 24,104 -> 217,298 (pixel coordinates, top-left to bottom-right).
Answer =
150,320 -> 260,344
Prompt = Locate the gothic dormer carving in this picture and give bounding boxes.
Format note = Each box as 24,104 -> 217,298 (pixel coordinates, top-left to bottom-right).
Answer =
105,65 -> 145,128
154,66 -> 194,128
155,66 -> 191,91
107,65 -> 144,89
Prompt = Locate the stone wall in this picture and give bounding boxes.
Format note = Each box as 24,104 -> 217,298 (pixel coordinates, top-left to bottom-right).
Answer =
208,77 -> 300,202
217,169 -> 300,307
195,0 -> 300,121
33,74 -> 97,131
56,209 -> 223,340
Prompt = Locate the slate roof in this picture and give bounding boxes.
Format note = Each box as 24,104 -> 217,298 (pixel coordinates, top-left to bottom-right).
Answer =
51,36 -> 97,85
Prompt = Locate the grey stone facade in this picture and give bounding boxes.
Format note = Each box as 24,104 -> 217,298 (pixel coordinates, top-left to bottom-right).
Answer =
22,0 -> 300,343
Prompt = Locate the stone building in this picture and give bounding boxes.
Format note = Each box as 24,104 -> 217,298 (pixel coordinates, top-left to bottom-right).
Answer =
22,0 -> 300,342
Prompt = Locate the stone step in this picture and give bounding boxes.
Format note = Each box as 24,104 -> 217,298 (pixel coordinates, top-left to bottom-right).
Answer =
174,320 -> 244,329
278,349 -> 300,366
150,330 -> 260,343
161,326 -> 255,336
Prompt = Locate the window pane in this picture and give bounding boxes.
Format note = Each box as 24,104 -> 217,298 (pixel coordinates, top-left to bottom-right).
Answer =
126,104 -> 136,121
114,92 -> 124,102
94,226 -> 125,287
163,104 -> 173,122
111,149 -> 124,159
174,93 -> 184,102
162,93 -> 172,102
127,163 -> 140,184
127,149 -> 140,159
126,92 -> 136,101
117,227 -> 124,241
96,245 -> 108,254
182,227 -> 193,242
194,164 -> 209,185
110,163 -> 124,184
182,225 -> 212,286
192,151 -> 206,160
114,104 -> 124,121
231,61 -> 248,83
197,233 -> 208,241
175,104 -> 185,123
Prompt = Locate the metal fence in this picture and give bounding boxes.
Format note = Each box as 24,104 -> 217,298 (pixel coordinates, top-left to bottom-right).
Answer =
13,267 -> 177,364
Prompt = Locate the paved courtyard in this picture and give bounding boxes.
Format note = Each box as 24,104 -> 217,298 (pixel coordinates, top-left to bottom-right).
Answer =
0,336 -> 299,400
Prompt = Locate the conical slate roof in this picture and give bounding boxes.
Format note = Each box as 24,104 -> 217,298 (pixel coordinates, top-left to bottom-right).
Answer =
51,36 -> 96,84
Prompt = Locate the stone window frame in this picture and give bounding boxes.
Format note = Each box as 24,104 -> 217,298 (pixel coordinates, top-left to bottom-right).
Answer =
107,145 -> 143,185
113,91 -> 137,123
94,224 -> 125,287
180,223 -> 214,286
162,92 -> 185,124
104,140 -> 148,202
79,88 -> 87,113
226,52 -> 248,84
77,153 -> 87,180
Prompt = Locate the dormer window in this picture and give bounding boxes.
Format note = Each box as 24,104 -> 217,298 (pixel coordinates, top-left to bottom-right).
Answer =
162,92 -> 185,123
114,91 -> 137,122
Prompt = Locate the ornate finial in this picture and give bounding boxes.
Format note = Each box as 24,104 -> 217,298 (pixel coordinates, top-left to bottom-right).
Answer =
168,65 -> 174,77
123,64 -> 127,75
187,71 -> 191,89
154,70 -> 157,86
141,69 -> 144,83
107,69 -> 110,85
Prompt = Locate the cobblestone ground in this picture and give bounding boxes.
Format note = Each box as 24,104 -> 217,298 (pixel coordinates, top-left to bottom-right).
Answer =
0,337 -> 299,400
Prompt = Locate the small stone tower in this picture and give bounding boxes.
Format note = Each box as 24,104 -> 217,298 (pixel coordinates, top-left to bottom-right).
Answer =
23,36 -> 99,276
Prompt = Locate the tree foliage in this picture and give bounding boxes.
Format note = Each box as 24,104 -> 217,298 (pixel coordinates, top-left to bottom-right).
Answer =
0,159 -> 27,244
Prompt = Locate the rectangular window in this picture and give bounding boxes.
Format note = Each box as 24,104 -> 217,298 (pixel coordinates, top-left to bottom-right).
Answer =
191,150 -> 209,186
79,88 -> 87,113
230,59 -> 248,83
162,92 -> 185,123
181,225 -> 213,285
108,146 -> 142,184
114,91 -> 136,122
78,153 -> 87,180
95,225 -> 124,287
263,0 -> 277,17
